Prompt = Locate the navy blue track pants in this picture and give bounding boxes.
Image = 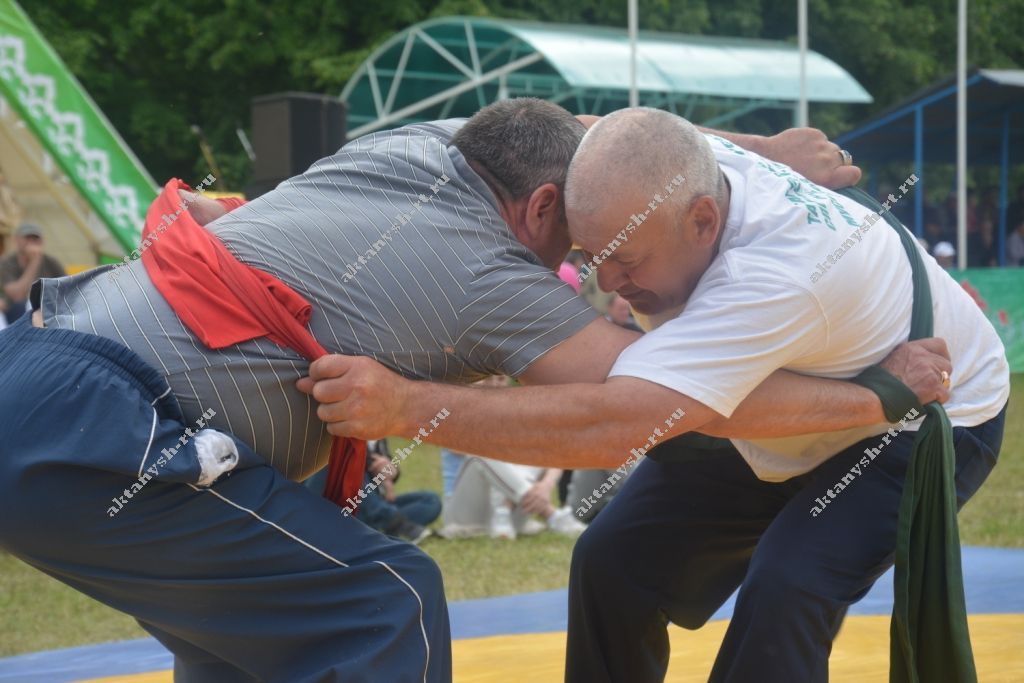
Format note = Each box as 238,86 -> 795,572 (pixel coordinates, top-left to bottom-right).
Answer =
566,406 -> 1005,683
0,317 -> 451,683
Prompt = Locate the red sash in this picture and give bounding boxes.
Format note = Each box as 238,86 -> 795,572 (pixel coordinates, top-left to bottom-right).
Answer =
141,179 -> 365,508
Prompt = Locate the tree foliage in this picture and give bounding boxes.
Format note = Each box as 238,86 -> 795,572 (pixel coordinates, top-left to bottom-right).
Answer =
23,0 -> 1023,188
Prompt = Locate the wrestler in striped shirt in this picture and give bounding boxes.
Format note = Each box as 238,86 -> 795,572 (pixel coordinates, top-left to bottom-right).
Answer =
35,106 -> 606,482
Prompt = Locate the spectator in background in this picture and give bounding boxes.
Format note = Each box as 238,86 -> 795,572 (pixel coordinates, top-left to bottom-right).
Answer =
938,190 -> 981,236
440,448 -> 466,500
362,445 -> 440,544
0,223 -> 65,323
940,193 -> 958,238
441,456 -> 585,539
979,187 -> 1000,226
1006,184 -> 1024,234
305,440 -> 440,544
968,217 -> 998,267
1008,219 -> 1024,267
922,202 -> 943,232
924,216 -> 948,250
440,375 -> 506,503
933,241 -> 957,269
884,183 -> 913,226
966,190 -> 980,234
438,373 -> 585,539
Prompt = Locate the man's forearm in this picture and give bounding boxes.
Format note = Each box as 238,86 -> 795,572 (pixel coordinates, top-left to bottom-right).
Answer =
699,370 -> 886,439
586,116 -> 767,156
697,127 -> 767,153
399,371 -> 886,464
398,381 -> 632,469
306,344 -> 946,465
394,378 -> 709,470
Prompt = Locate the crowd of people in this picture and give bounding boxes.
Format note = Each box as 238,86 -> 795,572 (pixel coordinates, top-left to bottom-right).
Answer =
897,183 -> 1024,267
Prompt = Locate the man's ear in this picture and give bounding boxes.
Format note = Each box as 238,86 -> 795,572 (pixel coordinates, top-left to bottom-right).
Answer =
525,183 -> 562,238
518,182 -> 570,269
688,195 -> 721,246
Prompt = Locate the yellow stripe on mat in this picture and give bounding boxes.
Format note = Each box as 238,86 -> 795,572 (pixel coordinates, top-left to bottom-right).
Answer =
79,614 -> 1024,683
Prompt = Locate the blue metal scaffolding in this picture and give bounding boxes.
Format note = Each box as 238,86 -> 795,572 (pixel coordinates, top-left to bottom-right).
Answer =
837,69 -> 1024,265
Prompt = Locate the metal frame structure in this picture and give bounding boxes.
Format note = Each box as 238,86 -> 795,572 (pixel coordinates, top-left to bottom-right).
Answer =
836,69 -> 1023,265
341,17 -> 871,139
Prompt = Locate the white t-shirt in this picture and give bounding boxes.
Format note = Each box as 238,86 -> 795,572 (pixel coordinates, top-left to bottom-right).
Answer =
609,135 -> 1010,482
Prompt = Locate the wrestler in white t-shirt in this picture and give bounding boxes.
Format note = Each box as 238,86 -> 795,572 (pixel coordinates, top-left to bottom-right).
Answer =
611,134 -> 1010,481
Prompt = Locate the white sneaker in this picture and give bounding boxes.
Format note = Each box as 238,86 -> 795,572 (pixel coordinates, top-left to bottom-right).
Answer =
516,516 -> 548,536
438,523 -> 486,539
489,506 -> 517,540
547,506 -> 587,537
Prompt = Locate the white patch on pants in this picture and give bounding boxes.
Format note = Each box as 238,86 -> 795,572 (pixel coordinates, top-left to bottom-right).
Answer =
194,430 -> 240,486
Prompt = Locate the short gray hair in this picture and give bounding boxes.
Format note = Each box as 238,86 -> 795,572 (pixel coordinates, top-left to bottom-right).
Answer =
452,98 -> 585,200
566,107 -> 723,220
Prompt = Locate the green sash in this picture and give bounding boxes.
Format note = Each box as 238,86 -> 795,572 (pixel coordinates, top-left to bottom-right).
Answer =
837,187 -> 976,683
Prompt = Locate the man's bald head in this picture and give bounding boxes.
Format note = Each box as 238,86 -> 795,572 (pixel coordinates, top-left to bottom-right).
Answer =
565,107 -> 723,240
563,108 -> 730,316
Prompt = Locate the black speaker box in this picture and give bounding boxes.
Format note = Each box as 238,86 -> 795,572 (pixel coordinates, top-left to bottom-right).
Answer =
247,92 -> 347,197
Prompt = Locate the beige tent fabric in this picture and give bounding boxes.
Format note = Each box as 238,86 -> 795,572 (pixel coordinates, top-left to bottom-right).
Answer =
0,173 -> 22,238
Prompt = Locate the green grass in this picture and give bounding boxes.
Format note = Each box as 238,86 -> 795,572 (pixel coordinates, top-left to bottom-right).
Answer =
0,377 -> 1020,657
957,373 -> 1024,545
386,438 -> 577,602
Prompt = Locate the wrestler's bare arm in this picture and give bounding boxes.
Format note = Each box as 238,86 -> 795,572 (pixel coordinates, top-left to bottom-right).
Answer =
297,336 -> 951,468
514,318 -> 948,440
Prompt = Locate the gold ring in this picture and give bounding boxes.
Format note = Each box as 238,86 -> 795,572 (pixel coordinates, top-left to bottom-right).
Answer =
940,370 -> 950,388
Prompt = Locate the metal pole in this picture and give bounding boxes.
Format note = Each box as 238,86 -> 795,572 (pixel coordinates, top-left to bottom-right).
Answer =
798,0 -> 808,127
914,107 -> 924,238
956,0 -> 968,270
628,0 -> 639,107
999,110 -> 1010,266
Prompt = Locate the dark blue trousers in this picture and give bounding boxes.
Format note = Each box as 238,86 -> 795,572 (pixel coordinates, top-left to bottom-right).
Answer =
566,407 -> 1005,683
0,318 -> 451,683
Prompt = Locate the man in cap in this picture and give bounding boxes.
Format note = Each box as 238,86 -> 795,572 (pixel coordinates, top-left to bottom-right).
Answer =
0,222 -> 65,323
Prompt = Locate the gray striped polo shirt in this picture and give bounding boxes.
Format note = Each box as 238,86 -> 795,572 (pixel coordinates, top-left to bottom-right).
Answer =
37,119 -> 597,481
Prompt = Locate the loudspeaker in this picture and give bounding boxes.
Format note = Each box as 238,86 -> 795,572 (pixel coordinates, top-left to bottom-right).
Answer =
247,92 -> 347,198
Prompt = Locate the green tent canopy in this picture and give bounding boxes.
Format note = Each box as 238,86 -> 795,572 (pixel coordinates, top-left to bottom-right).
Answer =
341,16 -> 872,138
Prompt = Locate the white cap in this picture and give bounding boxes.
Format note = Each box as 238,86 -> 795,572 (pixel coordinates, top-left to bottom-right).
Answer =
933,241 -> 956,258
